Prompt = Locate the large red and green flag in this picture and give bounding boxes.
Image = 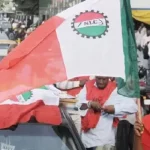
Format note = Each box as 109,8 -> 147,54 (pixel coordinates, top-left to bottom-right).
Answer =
0,85 -> 62,129
0,0 -> 139,128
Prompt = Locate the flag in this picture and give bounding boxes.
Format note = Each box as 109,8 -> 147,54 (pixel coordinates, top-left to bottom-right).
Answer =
0,0 -> 139,102
116,0 -> 140,97
0,85 -> 62,129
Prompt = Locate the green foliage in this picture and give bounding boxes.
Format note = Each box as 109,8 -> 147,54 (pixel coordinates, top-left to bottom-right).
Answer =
13,0 -> 39,15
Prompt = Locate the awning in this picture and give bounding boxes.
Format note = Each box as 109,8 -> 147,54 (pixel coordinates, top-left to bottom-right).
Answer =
0,40 -> 16,45
132,10 -> 150,25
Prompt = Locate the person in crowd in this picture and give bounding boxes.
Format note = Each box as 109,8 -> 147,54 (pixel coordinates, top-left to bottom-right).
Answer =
134,115 -> 150,150
18,28 -> 26,42
141,30 -> 150,50
12,22 -> 18,30
77,76 -> 137,150
0,26 -> 3,33
8,28 -> 15,40
27,17 -> 32,29
135,24 -> 147,49
25,28 -> 33,38
56,76 -> 93,134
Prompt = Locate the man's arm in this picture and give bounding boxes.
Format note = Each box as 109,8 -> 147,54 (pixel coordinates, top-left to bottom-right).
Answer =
133,135 -> 143,150
133,120 -> 144,150
114,97 -> 137,116
56,79 -> 88,90
103,92 -> 137,116
56,80 -> 80,90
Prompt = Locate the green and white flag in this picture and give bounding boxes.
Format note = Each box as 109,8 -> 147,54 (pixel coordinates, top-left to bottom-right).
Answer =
114,0 -> 140,97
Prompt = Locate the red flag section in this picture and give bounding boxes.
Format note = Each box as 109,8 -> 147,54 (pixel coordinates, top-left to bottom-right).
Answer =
142,115 -> 150,150
0,16 -> 66,102
0,101 -> 62,129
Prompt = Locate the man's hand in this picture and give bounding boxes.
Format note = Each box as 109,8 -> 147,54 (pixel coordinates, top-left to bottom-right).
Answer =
134,120 -> 144,137
79,80 -> 88,87
89,101 -> 101,112
103,105 -> 115,114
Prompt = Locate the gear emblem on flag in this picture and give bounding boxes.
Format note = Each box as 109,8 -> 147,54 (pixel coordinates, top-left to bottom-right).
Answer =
71,10 -> 109,38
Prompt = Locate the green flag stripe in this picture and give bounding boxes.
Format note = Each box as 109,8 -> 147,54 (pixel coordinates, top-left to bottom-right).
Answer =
76,26 -> 106,36
117,0 -> 140,98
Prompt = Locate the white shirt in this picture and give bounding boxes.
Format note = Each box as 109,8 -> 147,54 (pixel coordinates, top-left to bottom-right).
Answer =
135,27 -> 146,47
141,34 -> 150,49
137,50 -> 149,69
77,85 -> 137,148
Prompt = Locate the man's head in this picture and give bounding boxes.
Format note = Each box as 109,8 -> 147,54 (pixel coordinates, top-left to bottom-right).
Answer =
95,76 -> 109,89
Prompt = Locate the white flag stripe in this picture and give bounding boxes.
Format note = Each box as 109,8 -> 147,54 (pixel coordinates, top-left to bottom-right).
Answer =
1,89 -> 60,105
74,18 -> 106,29
57,0 -> 125,79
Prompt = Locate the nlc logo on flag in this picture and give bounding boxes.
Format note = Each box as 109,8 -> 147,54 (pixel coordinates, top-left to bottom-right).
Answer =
71,10 -> 109,38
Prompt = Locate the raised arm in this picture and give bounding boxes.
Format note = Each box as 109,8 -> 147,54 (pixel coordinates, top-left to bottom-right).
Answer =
56,80 -> 80,90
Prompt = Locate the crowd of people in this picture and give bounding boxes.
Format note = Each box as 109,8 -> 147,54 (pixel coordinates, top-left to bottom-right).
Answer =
133,20 -> 150,150
135,21 -> 150,92
1,17 -> 36,45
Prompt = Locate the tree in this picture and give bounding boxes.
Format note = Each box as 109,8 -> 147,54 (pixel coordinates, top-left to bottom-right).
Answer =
13,0 -> 39,15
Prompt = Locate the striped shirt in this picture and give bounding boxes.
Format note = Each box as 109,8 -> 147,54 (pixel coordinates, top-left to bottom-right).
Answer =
56,76 -> 95,90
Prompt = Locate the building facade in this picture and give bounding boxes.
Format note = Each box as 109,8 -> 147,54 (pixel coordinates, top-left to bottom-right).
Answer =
39,0 -> 81,20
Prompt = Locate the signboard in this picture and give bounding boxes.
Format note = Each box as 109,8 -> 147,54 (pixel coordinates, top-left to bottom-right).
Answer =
1,21 -> 11,29
1,143 -> 15,150
131,0 -> 150,9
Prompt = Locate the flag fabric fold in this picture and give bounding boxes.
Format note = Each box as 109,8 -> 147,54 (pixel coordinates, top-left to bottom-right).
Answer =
0,0 -> 139,101
0,86 -> 62,129
0,101 -> 62,129
116,0 -> 140,98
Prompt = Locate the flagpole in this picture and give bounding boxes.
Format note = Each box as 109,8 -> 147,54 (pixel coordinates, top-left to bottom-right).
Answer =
137,98 -> 142,121
133,98 -> 143,150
